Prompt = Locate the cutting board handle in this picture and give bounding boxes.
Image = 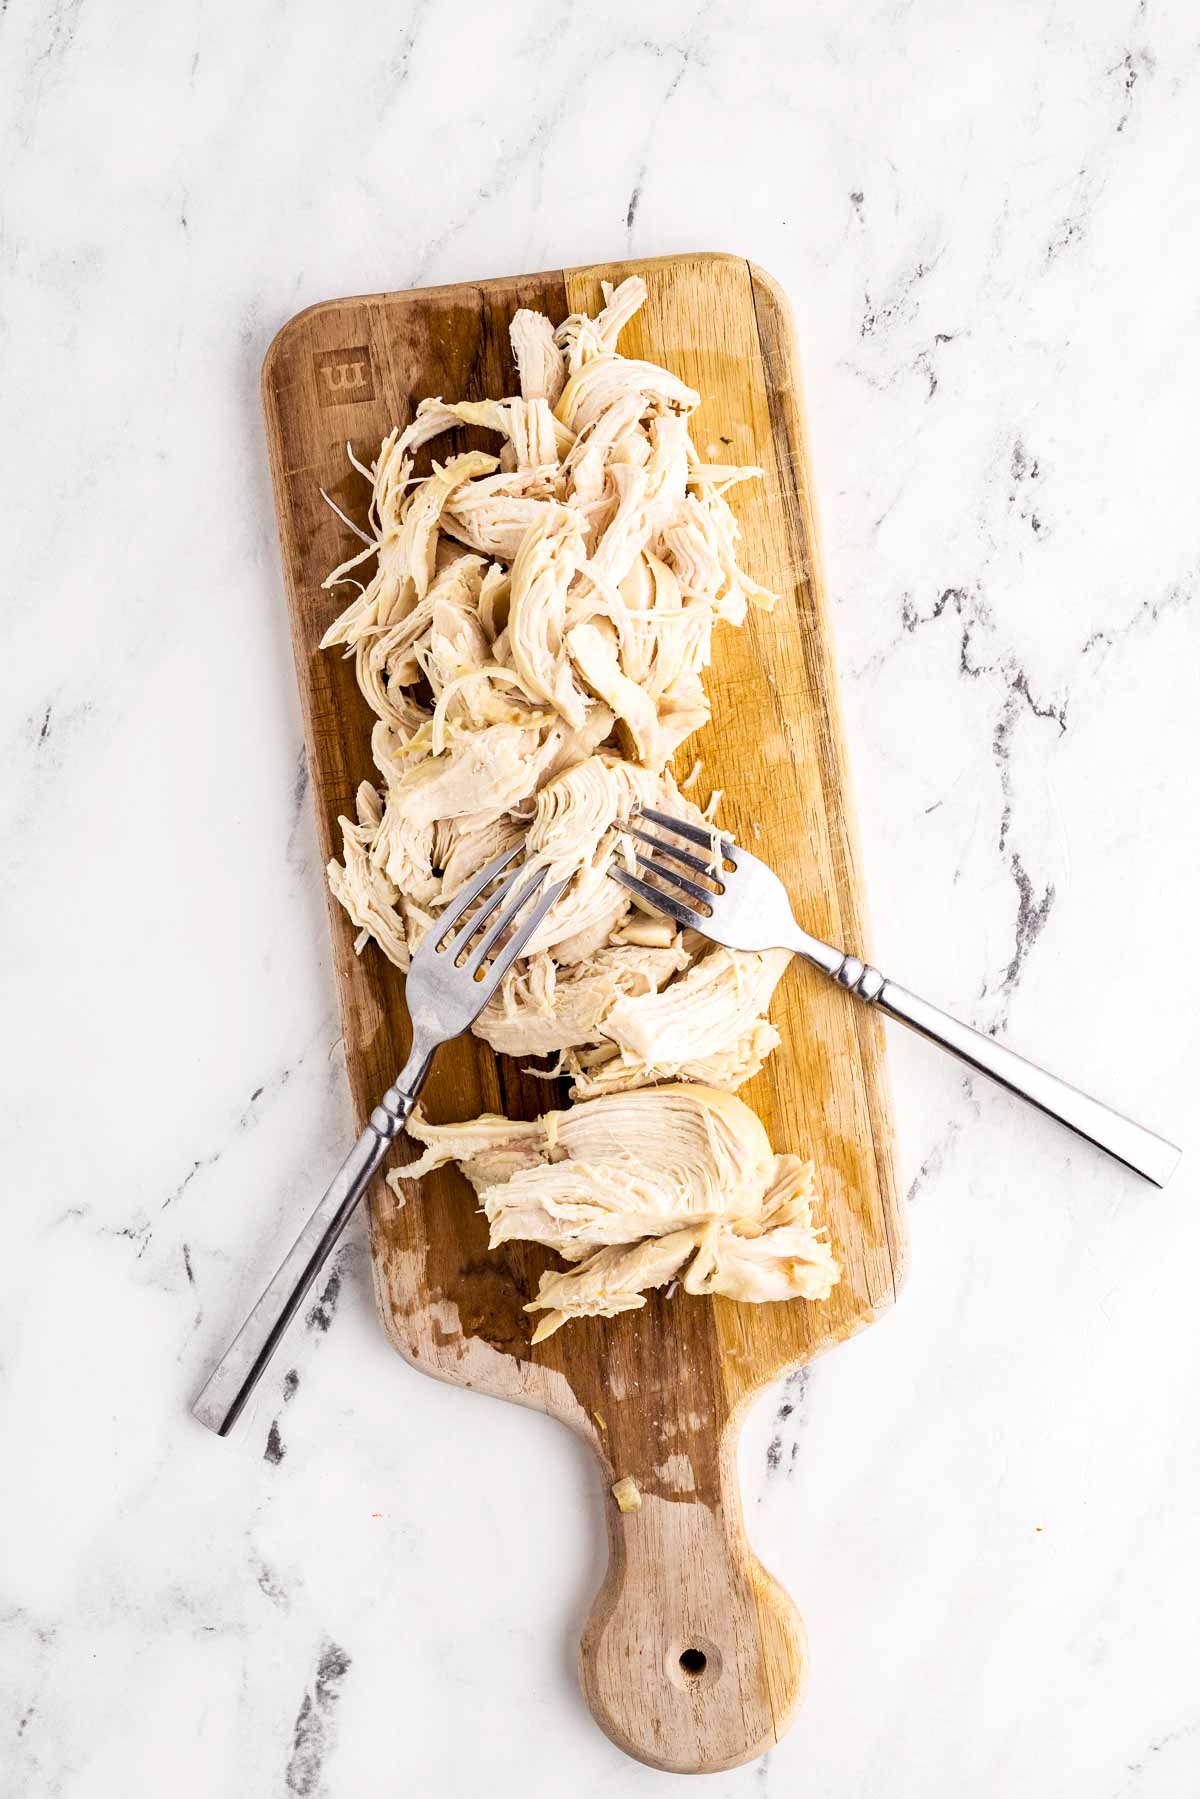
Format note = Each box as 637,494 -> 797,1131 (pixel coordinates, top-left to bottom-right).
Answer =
578,1416 -> 808,1774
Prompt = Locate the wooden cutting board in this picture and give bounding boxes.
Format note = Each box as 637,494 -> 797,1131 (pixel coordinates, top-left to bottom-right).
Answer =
262,252 -> 906,1774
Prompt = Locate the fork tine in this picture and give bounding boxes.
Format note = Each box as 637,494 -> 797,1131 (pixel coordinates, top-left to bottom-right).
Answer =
624,824 -> 713,877
609,866 -> 704,930
485,876 -> 570,985
436,842 -> 524,940
442,857 -> 529,959
638,805 -> 735,859
463,864 -> 550,973
635,853 -> 718,909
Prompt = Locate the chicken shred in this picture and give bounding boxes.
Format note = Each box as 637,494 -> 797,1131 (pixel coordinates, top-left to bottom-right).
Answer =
326,279 -> 838,1332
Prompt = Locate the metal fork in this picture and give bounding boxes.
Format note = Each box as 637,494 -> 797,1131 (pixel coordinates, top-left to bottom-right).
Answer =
192,844 -> 567,1436
613,807 -> 1180,1188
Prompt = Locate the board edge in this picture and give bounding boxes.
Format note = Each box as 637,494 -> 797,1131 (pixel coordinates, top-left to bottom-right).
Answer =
745,256 -> 911,1310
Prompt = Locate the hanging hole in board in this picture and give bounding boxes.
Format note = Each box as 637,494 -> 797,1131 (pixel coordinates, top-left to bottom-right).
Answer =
678,1648 -> 707,1678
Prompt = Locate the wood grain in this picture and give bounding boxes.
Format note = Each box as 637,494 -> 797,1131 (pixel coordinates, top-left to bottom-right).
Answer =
262,252 -> 906,1774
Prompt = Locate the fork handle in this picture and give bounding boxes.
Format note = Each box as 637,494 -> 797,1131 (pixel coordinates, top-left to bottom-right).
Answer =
191,1049 -> 432,1437
800,942 -> 1180,1187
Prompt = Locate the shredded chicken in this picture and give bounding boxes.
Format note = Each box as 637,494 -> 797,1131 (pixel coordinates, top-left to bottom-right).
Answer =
325,279 -> 840,1333
322,277 -> 782,1072
397,1086 -> 838,1340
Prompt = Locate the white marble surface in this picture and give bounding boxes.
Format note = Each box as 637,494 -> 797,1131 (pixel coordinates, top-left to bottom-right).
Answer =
2,0 -> 1198,1792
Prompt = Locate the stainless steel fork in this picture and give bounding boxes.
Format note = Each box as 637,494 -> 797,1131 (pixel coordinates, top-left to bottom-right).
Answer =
192,844 -> 567,1437
613,807 -> 1180,1188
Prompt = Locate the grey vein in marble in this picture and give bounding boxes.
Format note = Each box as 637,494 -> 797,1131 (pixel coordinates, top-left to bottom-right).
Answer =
285,1640 -> 353,1798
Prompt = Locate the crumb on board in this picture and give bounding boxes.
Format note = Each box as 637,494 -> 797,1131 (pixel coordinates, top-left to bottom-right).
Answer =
593,1411 -> 607,1432
612,1476 -> 642,1513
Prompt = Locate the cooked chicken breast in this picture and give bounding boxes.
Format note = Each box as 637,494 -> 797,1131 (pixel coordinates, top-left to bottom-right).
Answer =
396,1086 -> 838,1339
323,279 -> 837,1334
